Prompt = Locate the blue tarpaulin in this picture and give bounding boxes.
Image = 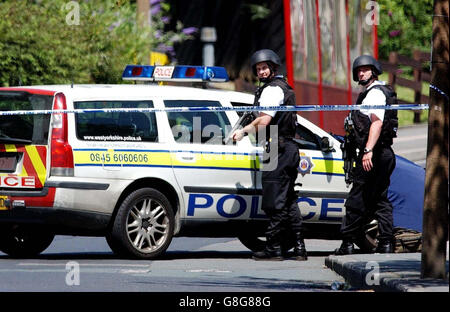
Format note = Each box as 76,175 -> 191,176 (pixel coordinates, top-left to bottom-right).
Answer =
388,156 -> 425,232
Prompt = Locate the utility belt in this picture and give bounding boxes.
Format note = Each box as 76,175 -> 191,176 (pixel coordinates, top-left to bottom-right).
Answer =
264,136 -> 295,153
353,142 -> 392,159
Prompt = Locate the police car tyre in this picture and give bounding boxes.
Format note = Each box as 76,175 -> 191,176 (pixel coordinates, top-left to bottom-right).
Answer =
110,188 -> 174,259
105,232 -> 129,257
0,225 -> 54,258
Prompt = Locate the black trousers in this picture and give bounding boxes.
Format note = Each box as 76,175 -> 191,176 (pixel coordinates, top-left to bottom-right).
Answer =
261,141 -> 303,250
341,146 -> 396,242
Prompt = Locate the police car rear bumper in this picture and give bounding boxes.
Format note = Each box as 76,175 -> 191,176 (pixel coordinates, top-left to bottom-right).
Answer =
1,181 -> 109,197
0,181 -> 111,235
0,207 -> 110,235
45,181 -> 109,190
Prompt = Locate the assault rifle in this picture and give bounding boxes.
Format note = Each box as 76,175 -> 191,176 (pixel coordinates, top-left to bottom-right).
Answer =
341,114 -> 357,187
223,110 -> 258,145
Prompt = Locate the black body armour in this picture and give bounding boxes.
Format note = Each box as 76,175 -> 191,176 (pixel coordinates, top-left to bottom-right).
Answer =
351,84 -> 398,149
257,77 -> 304,245
254,77 -> 297,141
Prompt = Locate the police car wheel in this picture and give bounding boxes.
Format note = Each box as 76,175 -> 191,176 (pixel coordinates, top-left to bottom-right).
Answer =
111,188 -> 174,259
0,225 -> 54,258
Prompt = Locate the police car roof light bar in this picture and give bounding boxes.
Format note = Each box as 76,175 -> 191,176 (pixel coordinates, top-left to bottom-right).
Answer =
122,65 -> 229,82
122,65 -> 154,81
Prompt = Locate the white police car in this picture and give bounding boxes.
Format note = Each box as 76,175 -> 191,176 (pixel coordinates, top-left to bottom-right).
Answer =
0,65 -> 421,258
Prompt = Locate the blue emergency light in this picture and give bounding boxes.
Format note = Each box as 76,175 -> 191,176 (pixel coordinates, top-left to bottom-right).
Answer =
122,65 -> 229,82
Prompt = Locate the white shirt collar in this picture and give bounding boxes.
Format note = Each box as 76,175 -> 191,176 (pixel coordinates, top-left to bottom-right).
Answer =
366,80 -> 386,90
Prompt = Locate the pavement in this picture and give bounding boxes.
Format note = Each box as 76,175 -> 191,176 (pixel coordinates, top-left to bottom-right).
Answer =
325,252 -> 449,292
392,123 -> 428,167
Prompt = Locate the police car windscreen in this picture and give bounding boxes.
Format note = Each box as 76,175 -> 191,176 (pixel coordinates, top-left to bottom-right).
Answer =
0,92 -> 52,145
75,101 -> 158,142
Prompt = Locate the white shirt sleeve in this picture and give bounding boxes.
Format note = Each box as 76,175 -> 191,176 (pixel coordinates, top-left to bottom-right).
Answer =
361,88 -> 386,121
258,86 -> 284,118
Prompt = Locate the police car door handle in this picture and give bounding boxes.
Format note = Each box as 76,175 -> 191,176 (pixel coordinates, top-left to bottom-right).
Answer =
176,152 -> 195,162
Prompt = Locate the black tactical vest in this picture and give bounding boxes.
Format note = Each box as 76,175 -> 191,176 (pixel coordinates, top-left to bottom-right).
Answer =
254,77 -> 297,140
351,84 -> 398,148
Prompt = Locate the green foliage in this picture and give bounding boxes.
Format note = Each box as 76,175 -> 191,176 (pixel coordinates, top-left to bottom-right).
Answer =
379,72 -> 429,126
397,109 -> 428,127
0,0 -> 156,86
244,3 -> 271,21
377,0 -> 433,60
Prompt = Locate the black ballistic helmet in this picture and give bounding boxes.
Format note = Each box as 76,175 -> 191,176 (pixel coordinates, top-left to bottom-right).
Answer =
250,49 -> 281,76
352,55 -> 382,82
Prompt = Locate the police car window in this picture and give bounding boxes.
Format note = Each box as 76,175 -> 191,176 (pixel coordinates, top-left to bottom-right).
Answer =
164,100 -> 230,145
75,101 -> 158,142
295,124 -> 321,150
0,92 -> 52,145
231,102 -> 252,117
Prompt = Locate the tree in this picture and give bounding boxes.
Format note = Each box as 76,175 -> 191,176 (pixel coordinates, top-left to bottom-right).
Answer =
378,0 -> 433,60
0,0 -> 191,86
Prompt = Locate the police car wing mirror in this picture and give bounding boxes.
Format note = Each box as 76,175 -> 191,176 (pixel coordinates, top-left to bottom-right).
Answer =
320,136 -> 334,153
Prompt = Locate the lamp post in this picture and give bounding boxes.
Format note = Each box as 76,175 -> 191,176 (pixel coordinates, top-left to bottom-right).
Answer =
201,27 -> 217,66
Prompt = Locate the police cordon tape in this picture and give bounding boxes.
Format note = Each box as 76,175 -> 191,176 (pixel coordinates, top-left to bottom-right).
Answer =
0,104 -> 429,116
430,84 -> 449,101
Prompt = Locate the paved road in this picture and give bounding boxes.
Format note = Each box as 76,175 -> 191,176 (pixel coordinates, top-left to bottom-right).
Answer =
0,124 -> 428,296
392,123 -> 428,167
0,236 -> 346,293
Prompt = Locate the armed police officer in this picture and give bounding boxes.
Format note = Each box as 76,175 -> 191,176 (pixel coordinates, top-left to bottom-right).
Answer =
232,49 -> 307,261
336,55 -> 398,255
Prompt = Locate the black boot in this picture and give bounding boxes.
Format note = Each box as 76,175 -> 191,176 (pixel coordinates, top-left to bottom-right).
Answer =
334,240 -> 354,255
292,233 -> 308,261
375,239 -> 394,253
252,238 -> 283,261
252,248 -> 283,261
